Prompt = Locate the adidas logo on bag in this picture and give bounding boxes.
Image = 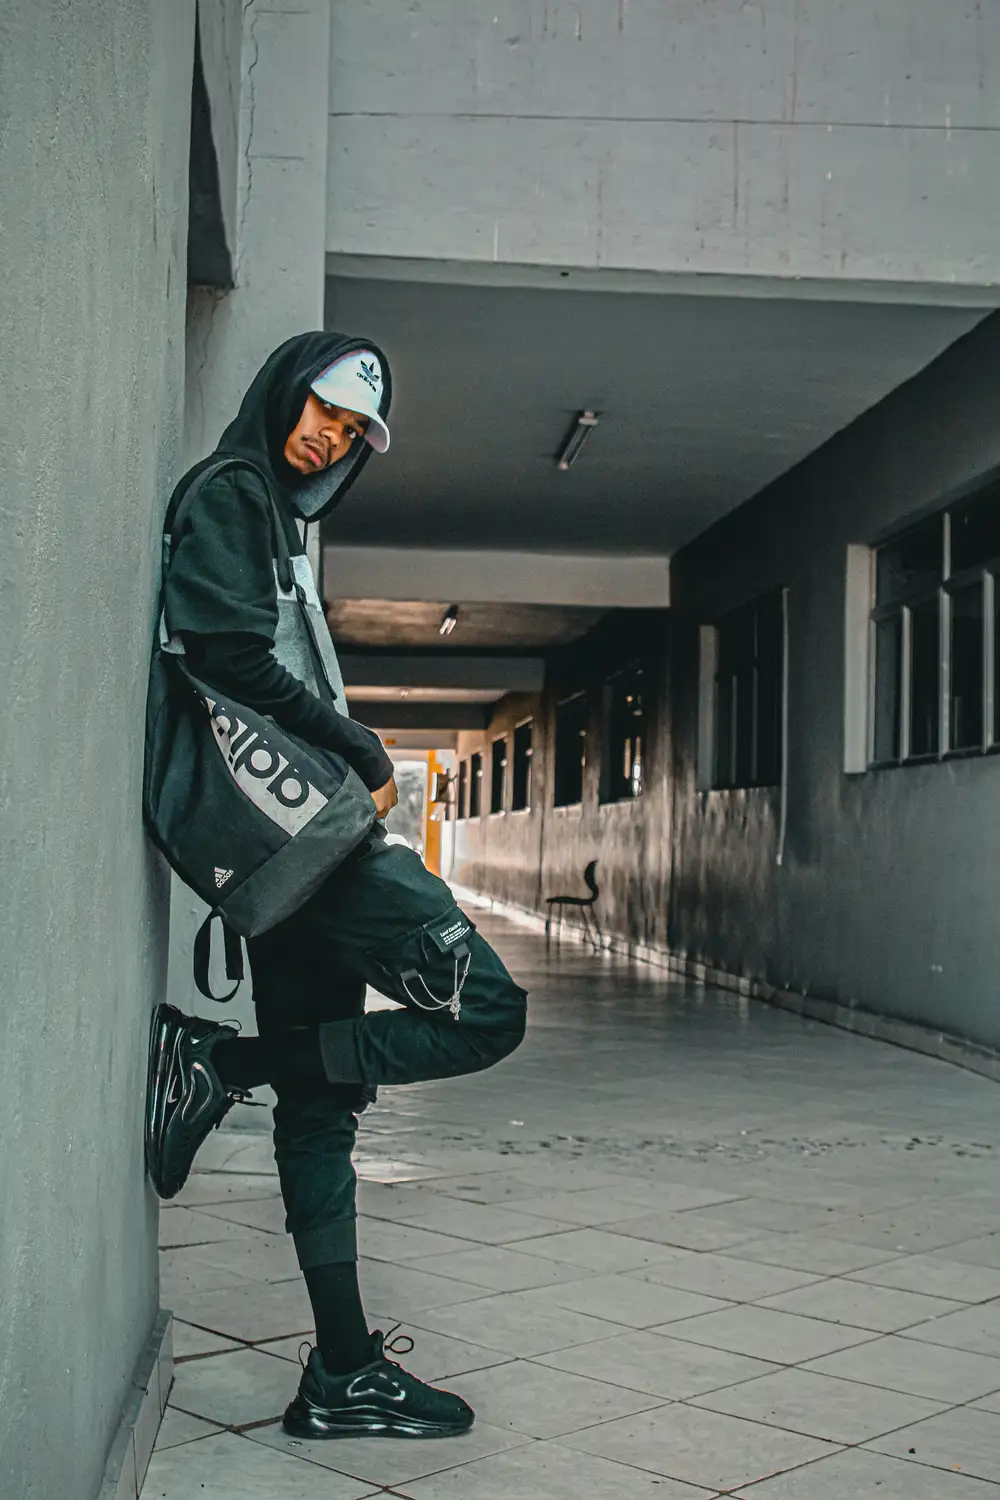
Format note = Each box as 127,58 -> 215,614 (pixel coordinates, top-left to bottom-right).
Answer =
214,867 -> 234,888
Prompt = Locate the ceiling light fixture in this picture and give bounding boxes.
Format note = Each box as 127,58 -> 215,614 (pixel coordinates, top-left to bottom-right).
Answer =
439,604 -> 459,636
555,409 -> 599,471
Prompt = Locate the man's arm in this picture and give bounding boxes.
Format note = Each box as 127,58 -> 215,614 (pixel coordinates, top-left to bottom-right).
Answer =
183,630 -> 395,793
165,469 -> 395,795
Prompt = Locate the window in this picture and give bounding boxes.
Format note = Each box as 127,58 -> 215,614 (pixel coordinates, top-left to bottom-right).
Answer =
457,759 -> 468,820
602,664 -> 645,801
554,694 -> 587,806
490,737 -> 507,814
713,591 -> 784,789
511,720 -> 533,811
871,478 -> 1000,765
469,751 -> 483,816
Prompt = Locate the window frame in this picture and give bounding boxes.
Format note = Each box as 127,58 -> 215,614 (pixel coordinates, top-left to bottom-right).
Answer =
468,750 -> 483,817
711,590 -> 785,791
456,758 -> 469,821
600,662 -> 646,804
489,735 -> 508,816
553,692 -> 588,808
869,485 -> 1000,770
511,718 -> 533,813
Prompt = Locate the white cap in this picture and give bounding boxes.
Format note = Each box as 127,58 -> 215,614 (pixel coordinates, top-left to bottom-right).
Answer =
311,351 -> 390,453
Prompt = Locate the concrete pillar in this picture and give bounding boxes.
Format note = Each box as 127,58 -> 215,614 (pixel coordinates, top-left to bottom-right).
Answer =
171,0 -> 333,1056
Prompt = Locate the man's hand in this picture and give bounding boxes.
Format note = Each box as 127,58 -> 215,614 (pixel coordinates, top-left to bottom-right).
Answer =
372,775 -> 398,820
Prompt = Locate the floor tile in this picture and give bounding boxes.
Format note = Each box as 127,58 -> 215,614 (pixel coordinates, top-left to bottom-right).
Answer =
354,1179 -> 447,1218
194,1198 -> 288,1236
407,1244 -> 592,1293
454,1358 -> 660,1439
661,1304 -> 875,1364
189,1134 -> 279,1177
560,1403 -> 835,1492
141,1431 -> 374,1499
732,1234 -> 903,1277
247,1417 -> 528,1488
682,1198 -> 850,1237
637,1252 -> 822,1303
354,1218 -> 471,1262
168,1347 -> 298,1427
731,1445 -> 1000,1497
866,1405 -> 1000,1482
610,1210 -> 763,1252
399,1438 -> 708,1498
177,1232 -> 300,1286
158,1208 -> 264,1250
397,1201 -> 575,1244
172,1175 -> 282,1210
691,1367 -> 945,1444
943,1236 -> 1000,1270
538,1329 -> 779,1400
160,1249 -> 258,1302
805,1333 -> 1000,1402
501,1184 -> 739,1225
543,1272 -> 729,1328
152,1408 -> 220,1451
170,1321 -> 242,1361
513,1228 -> 682,1273
820,1205 -> 1000,1256
904,1299 -> 1000,1357
355,1257 -> 493,1313
171,1279 -> 314,1344
410,1289 -> 622,1357
758,1277 -> 963,1332
847,1253 -> 1000,1305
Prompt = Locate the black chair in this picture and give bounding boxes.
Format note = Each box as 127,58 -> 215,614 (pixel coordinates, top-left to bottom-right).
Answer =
545,860 -> 602,950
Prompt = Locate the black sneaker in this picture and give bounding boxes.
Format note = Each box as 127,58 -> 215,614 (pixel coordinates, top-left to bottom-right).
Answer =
145,1003 -> 253,1200
282,1330 -> 475,1440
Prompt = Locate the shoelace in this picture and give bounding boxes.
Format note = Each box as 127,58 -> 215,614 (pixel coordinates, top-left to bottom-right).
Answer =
296,1326 -> 417,1375
382,1323 -> 416,1361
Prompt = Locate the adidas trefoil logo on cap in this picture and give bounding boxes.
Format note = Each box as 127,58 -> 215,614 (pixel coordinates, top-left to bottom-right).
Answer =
358,357 -> 378,393
214,867 -> 234,888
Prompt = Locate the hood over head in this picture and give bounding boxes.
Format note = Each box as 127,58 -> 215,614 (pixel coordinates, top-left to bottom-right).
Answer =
210,331 -> 392,521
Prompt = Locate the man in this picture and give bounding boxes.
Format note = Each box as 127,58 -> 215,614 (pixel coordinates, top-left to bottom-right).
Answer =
147,332 -> 527,1439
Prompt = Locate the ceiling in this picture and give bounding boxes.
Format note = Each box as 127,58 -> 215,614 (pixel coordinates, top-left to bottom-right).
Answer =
324,276 -> 983,556
326,599 -> 605,649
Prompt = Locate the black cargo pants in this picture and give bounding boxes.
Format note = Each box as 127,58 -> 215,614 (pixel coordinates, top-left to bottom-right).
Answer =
246,833 -> 527,1271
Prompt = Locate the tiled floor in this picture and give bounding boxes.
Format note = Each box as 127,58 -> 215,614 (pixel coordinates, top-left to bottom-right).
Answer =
142,911 -> 1000,1499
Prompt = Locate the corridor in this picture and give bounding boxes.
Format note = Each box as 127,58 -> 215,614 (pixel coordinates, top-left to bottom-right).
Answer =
143,911 -> 1000,1498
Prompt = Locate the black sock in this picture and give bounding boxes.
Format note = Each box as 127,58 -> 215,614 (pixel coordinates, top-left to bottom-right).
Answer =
213,1029 -> 326,1092
304,1261 -> 373,1375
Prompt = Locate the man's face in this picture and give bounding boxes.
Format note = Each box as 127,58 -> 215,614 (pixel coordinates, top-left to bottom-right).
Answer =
284,392 -> 370,474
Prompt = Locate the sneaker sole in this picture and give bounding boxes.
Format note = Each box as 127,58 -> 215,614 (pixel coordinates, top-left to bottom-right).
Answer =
145,1004 -> 185,1197
282,1396 -> 474,1441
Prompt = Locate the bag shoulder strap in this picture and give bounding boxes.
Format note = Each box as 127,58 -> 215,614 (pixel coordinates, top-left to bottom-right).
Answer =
193,909 -> 245,1003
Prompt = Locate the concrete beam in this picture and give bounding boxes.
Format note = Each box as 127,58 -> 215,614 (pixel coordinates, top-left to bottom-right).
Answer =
328,253 -> 1000,311
340,653 -> 544,692
354,701 -> 490,730
324,546 -> 670,608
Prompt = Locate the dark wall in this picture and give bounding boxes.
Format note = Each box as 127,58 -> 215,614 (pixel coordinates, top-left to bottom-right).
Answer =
454,312 -> 1000,1055
668,310 -> 1000,1052
451,612 -> 672,949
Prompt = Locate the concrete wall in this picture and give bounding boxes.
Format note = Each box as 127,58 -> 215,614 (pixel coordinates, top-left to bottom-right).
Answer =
453,614 -> 672,948
669,311 -> 1000,1053
172,0 -> 333,1062
455,315 -> 1000,1055
328,0 -> 1000,289
0,3 -> 198,1496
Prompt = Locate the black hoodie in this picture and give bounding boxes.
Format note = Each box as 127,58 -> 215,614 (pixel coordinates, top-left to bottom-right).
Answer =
164,332 -> 394,792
